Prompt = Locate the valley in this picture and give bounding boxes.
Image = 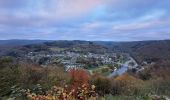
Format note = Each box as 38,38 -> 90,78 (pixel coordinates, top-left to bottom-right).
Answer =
1,40 -> 142,77
0,40 -> 170,100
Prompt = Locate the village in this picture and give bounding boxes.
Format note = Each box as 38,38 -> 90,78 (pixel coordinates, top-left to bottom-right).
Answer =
25,51 -> 142,76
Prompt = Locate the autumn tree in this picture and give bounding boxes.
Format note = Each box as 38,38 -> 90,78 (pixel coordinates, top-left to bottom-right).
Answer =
44,65 -> 70,88
69,68 -> 90,88
114,73 -> 144,95
91,75 -> 112,96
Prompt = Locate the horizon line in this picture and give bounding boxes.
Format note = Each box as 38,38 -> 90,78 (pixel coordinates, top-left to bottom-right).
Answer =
0,39 -> 170,42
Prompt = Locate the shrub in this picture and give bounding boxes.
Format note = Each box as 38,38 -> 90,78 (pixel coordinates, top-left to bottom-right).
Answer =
44,65 -> 70,88
18,63 -> 46,87
91,76 -> 112,96
0,67 -> 20,97
114,73 -> 144,95
69,68 -> 90,88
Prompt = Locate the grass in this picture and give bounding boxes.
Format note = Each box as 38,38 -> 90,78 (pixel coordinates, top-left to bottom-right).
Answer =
87,65 -> 112,76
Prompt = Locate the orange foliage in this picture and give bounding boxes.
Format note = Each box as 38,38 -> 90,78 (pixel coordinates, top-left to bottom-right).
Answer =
115,73 -> 143,84
69,68 -> 90,88
112,73 -> 144,95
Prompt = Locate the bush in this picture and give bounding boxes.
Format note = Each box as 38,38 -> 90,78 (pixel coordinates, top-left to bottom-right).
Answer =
44,65 -> 70,88
0,57 -> 14,69
18,63 -> 46,87
114,73 -> 144,95
69,68 -> 90,88
91,76 -> 111,96
0,66 -> 20,96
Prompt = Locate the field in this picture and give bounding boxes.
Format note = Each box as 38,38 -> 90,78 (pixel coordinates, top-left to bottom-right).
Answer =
87,65 -> 113,76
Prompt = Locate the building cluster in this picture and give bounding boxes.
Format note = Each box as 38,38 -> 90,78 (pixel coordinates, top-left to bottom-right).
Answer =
25,51 -> 127,70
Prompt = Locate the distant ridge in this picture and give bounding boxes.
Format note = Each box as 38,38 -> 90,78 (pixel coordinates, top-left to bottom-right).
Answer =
1,39 -> 170,63
0,39 -> 53,46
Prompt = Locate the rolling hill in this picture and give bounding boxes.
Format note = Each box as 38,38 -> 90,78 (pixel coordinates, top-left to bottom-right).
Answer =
1,39 -> 170,64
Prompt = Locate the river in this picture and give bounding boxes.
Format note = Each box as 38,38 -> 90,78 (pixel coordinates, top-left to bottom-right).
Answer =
108,57 -> 138,77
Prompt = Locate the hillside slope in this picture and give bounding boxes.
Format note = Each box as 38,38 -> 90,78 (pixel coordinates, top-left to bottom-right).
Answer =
96,40 -> 170,63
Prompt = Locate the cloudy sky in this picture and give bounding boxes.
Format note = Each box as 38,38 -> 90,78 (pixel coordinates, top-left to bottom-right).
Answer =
0,0 -> 170,41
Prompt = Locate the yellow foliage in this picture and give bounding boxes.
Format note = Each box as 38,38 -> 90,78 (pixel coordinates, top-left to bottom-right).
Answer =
115,73 -> 143,85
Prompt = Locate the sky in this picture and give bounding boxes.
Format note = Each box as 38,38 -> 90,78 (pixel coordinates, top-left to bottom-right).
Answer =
0,0 -> 170,41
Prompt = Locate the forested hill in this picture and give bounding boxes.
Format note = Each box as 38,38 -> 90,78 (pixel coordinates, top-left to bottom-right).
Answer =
1,39 -> 170,63
95,40 -> 170,63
